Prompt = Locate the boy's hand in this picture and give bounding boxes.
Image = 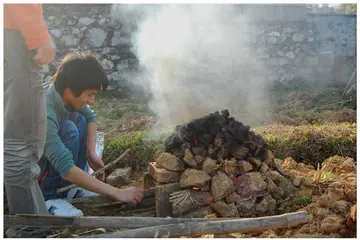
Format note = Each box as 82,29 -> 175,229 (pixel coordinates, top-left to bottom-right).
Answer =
113,187 -> 144,205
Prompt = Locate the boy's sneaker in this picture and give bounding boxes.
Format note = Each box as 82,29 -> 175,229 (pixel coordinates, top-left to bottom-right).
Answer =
66,187 -> 99,200
45,199 -> 84,217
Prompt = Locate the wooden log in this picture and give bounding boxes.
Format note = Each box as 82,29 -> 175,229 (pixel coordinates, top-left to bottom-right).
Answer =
5,215 -> 234,229
57,149 -> 132,194
85,211 -> 309,238
155,183 -> 181,217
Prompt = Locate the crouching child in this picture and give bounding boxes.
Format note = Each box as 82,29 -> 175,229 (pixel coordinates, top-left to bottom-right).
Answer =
38,52 -> 143,216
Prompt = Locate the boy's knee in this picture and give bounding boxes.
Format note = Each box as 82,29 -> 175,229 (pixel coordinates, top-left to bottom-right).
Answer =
59,120 -> 79,142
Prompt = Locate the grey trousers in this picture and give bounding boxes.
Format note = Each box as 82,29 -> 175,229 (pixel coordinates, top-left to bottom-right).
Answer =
4,30 -> 49,215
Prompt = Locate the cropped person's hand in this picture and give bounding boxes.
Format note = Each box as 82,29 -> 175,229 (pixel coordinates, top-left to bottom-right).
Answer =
113,187 -> 144,205
33,37 -> 56,65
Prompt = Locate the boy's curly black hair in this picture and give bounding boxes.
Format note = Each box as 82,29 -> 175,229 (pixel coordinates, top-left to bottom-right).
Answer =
51,52 -> 108,96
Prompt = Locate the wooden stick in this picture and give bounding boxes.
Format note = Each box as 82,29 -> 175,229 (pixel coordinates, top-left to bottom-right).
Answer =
85,211 -> 309,238
57,149 -> 132,194
5,215 -> 234,229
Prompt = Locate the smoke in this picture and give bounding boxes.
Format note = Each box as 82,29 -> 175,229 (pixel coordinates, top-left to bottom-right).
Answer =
111,4 -> 273,128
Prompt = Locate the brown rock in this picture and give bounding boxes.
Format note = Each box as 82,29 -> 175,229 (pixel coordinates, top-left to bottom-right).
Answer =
264,193 -> 276,215
236,172 -> 267,197
106,167 -> 132,186
224,158 -> 238,176
143,172 -> 156,189
155,152 -> 184,171
293,177 -> 301,187
236,199 -> 256,217
149,162 -> 180,183
180,169 -> 211,188
192,147 -> 207,157
264,170 -> 281,182
320,215 -> 344,233
211,201 -> 239,217
264,150 -> 275,165
333,200 -> 351,215
266,177 -> 284,200
231,146 -> 249,159
225,192 -> 243,204
318,195 -> 337,208
238,161 -> 253,174
274,174 -> 297,198
211,171 -> 235,202
202,158 -> 217,174
259,162 -> 269,173
249,157 -> 262,169
183,206 -> 213,218
195,155 -> 204,165
313,207 -> 331,219
255,197 -> 268,214
350,204 -> 356,221
183,149 -> 197,168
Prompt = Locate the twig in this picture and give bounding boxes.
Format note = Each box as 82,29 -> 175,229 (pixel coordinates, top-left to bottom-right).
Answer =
57,149 -> 132,194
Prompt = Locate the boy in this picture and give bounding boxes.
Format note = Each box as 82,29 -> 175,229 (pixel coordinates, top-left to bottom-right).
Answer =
39,52 -> 143,216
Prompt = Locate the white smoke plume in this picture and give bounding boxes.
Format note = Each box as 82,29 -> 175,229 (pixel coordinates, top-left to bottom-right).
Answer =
111,4 -> 273,128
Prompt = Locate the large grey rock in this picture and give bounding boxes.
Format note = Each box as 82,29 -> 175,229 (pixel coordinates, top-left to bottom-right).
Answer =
78,17 -> 96,26
236,172 -> 267,197
211,201 -> 239,217
84,28 -> 107,47
292,33 -> 305,42
60,35 -> 78,46
106,167 -> 132,186
202,158 -> 217,174
155,152 -> 184,171
50,29 -> 62,39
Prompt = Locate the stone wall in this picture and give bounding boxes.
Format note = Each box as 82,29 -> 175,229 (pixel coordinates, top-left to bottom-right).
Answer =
42,4 -> 356,98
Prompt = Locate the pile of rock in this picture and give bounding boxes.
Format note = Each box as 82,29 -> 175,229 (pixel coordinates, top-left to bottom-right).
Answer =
145,110 -> 297,218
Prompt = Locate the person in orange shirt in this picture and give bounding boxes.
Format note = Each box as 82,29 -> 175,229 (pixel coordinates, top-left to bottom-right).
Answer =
4,4 -> 56,237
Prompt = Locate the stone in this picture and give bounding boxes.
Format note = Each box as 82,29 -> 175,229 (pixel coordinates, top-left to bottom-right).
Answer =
255,196 -> 268,214
279,59 -> 289,66
195,155 -> 204,165
211,171 -> 235,202
67,19 -> 76,26
268,37 -> 277,44
42,65 -> 50,73
155,152 -> 184,171
100,59 -> 114,70
102,47 -> 112,55
308,37 -> 314,42
333,200 -> 351,215
225,192 -> 243,204
264,193 -> 276,215
180,169 -> 211,188
183,149 -> 197,168
304,55 -> 319,67
236,199 -> 256,217
293,177 -> 301,187
249,157 -> 262,169
60,35 -> 78,46
155,183 -> 181,217
202,158 -> 217,174
265,170 -> 281,182
286,51 -> 295,59
320,215 -> 344,233
111,31 -> 132,47
238,161 -> 253,174
111,55 -> 121,61
148,162 -> 180,183
266,177 -> 284,200
231,146 -> 249,159
260,163 -> 269,173
318,195 -> 337,208
116,62 -> 128,71
268,58 -> 278,66
98,17 -> 107,26
313,207 -> 332,219
78,17 -> 96,26
120,23 -> 133,35
106,167 -> 132,186
183,206 -> 213,218
276,175 -> 297,198
276,50 -> 285,57
236,172 -> 267,197
295,48 -> 301,53
318,51 -> 335,70
299,68 -> 314,79
292,33 -> 305,42
192,147 -> 207,157
50,29 -> 62,38
268,31 -> 280,37
211,201 -> 239,217
224,158 -> 237,176
84,28 -> 107,47
107,72 -> 121,81
71,28 -> 80,35
283,28 -> 296,33
80,26 -> 87,32
143,172 -> 156,189
48,16 -> 55,21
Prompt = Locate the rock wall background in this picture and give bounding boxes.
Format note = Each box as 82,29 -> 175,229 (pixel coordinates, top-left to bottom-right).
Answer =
42,4 -> 356,100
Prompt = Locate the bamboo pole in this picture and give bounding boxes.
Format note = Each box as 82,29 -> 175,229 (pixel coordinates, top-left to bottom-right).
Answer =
5,215 -> 233,229
57,149 -> 131,194
85,211 -> 309,238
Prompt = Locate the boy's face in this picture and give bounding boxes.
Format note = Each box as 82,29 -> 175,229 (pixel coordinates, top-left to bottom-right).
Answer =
70,88 -> 98,109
